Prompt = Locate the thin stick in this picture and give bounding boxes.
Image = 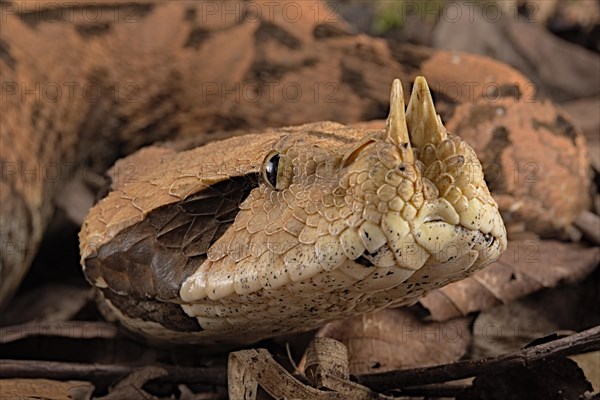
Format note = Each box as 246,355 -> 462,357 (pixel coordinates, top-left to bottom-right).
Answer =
0,321 -> 118,344
355,325 -> 600,391
0,359 -> 227,386
392,383 -> 471,397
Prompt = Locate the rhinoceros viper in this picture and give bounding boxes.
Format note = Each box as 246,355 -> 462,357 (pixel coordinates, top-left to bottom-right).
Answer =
0,1 -> 590,344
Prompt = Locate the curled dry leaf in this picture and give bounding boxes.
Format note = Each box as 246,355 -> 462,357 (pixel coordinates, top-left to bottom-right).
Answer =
420,239 -> 600,321
228,345 -> 391,400
314,308 -> 472,375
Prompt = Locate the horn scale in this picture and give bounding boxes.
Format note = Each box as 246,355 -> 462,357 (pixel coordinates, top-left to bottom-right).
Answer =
385,77 -> 448,155
406,76 -> 448,148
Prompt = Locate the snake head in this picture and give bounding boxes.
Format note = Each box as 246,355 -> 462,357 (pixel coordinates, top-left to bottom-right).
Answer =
181,77 -> 506,330
82,76 -> 506,343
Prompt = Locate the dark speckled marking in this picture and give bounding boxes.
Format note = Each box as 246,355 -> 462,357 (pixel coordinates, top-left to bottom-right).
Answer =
453,103 -> 513,192
204,115 -> 248,132
485,84 -> 522,101
75,22 -> 111,37
245,58 -> 317,92
340,62 -> 387,120
532,114 -> 577,145
0,40 -> 16,70
387,42 -> 431,75
340,63 -> 369,98
255,21 -> 301,49
313,23 -> 354,39
456,104 -> 506,130
429,89 -> 459,122
483,126 -> 511,192
16,3 -> 154,28
184,7 -> 196,22
184,27 -> 211,50
355,255 -> 374,267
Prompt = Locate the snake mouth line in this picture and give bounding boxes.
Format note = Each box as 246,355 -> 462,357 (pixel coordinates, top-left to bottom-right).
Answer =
351,224 -> 500,272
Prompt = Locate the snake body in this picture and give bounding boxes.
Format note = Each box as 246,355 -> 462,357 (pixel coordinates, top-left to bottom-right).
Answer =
1,1 -> 589,342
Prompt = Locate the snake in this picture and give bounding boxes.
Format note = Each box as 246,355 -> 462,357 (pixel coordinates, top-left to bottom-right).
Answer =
1,1 -> 590,344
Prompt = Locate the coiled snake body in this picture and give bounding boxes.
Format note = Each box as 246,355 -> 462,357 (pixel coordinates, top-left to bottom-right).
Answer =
1,1 -> 589,344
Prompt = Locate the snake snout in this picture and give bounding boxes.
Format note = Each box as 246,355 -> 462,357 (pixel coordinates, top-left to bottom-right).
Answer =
334,74 -> 508,294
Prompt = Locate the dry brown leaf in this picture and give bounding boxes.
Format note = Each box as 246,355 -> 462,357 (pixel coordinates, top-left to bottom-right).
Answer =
570,351 -> 600,393
470,262 -> 600,359
0,284 -> 92,326
420,239 -> 600,321
314,308 -> 472,375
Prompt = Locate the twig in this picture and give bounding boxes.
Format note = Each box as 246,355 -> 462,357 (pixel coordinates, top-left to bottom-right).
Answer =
355,325 -> 600,391
0,321 -> 118,344
390,383 -> 471,397
0,359 -> 227,386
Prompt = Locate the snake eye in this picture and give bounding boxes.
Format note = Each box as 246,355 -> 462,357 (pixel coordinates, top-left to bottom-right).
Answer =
262,151 -> 292,190
264,152 -> 280,188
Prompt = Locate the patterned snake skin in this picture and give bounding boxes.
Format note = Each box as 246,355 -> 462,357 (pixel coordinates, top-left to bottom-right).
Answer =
1,1 -> 589,342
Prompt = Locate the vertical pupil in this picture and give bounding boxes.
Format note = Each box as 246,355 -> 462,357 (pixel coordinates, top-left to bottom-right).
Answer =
266,154 -> 280,187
